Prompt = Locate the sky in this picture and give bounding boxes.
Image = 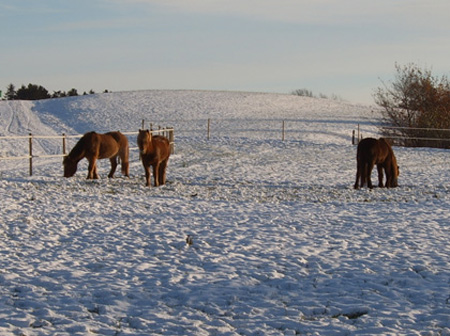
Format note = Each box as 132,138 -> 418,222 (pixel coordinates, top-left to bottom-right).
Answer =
1,0 -> 449,105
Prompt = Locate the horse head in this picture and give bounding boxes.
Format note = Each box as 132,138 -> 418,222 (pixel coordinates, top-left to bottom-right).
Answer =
63,156 -> 78,177
137,129 -> 152,155
390,163 -> 399,188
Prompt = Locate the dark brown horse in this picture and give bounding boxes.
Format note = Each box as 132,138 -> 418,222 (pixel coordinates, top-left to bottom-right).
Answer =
137,129 -> 170,187
63,131 -> 129,179
354,137 -> 399,189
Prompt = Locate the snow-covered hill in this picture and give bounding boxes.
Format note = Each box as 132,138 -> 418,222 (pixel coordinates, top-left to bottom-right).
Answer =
0,91 -> 449,336
1,90 -> 378,135
1,90 -> 379,162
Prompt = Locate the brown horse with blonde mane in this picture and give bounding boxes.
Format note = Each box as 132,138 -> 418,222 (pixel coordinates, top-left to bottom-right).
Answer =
354,137 -> 399,189
63,131 -> 129,179
137,129 -> 171,187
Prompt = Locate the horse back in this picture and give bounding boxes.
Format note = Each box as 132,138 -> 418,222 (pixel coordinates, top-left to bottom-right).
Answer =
152,135 -> 171,159
357,138 -> 378,163
92,132 -> 122,159
105,131 -> 128,147
357,137 -> 390,164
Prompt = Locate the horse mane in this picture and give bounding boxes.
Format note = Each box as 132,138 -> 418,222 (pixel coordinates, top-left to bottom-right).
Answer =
66,131 -> 95,163
137,129 -> 152,153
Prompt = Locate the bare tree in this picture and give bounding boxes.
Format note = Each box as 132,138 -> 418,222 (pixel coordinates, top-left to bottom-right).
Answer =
374,63 -> 450,148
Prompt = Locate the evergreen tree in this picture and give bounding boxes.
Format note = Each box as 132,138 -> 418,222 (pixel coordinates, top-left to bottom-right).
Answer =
67,88 -> 78,96
5,83 -> 17,100
16,83 -> 50,100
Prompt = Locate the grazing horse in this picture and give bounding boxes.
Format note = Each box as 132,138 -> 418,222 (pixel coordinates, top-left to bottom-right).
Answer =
354,137 -> 399,189
63,131 -> 129,179
137,129 -> 171,187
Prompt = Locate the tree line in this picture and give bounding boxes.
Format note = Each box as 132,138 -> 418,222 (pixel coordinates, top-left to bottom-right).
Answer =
2,83 -> 109,100
291,88 -> 343,101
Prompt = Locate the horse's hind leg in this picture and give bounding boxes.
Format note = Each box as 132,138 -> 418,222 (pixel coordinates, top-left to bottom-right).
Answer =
367,163 -> 375,189
153,163 -> 160,187
354,164 -> 361,189
159,159 -> 168,185
119,148 -> 129,177
121,158 -> 129,177
108,157 -> 118,178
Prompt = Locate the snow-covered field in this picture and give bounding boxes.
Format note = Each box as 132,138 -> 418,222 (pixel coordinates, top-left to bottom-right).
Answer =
0,91 -> 449,336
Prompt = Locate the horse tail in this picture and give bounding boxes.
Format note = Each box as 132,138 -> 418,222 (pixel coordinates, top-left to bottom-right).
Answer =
119,133 -> 130,176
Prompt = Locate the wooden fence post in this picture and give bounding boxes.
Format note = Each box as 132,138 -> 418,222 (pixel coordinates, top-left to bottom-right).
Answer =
168,127 -> 175,154
357,124 -> 360,143
62,133 -> 67,155
29,133 -> 33,176
207,118 -> 211,140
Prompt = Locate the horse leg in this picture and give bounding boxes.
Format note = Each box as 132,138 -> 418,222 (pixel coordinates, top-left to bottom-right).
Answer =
117,147 -> 129,177
108,157 -> 118,178
121,157 -> 129,177
158,160 -> 168,185
354,162 -> 361,189
94,163 -> 99,179
87,158 -> 96,179
385,163 -> 392,188
153,163 -> 160,187
360,162 -> 368,188
144,163 -> 151,187
386,174 -> 392,188
377,164 -> 385,187
367,162 -> 375,189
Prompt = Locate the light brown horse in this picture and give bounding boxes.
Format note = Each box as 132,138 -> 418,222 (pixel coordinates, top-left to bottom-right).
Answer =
137,129 -> 171,187
354,137 -> 399,189
63,131 -> 129,179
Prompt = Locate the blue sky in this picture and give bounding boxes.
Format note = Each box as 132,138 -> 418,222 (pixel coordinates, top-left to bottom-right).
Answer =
1,0 -> 449,104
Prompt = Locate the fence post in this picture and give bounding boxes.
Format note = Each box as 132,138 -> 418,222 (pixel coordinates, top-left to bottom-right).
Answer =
282,120 -> 285,141
207,118 -> 211,140
62,133 -> 67,155
141,119 -> 145,130
29,133 -> 33,176
168,127 -> 175,154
